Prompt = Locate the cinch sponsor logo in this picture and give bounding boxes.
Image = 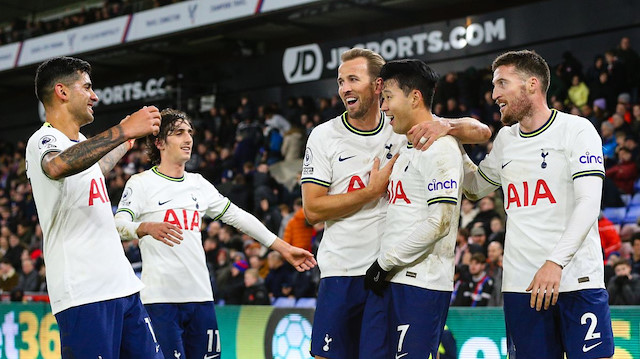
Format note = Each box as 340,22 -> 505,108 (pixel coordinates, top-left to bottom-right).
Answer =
579,152 -> 602,164
428,179 -> 458,191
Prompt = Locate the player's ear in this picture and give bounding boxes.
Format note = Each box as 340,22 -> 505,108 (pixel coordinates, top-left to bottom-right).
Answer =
155,138 -> 164,150
528,77 -> 538,94
54,83 -> 68,101
374,77 -> 383,94
412,89 -> 422,108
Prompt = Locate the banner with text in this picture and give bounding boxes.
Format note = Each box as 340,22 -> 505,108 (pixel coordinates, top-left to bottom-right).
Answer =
18,17 -> 129,67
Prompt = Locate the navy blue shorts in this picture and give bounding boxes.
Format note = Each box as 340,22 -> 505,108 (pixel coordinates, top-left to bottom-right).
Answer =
311,276 -> 387,359
384,284 -> 451,359
503,289 -> 614,359
55,293 -> 164,359
145,301 -> 219,359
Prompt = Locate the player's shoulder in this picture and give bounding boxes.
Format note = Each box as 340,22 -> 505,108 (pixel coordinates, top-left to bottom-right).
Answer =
554,110 -> 596,132
27,125 -> 58,148
308,113 -> 343,138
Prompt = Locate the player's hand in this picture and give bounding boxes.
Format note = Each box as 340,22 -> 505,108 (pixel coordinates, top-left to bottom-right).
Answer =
526,260 -> 562,311
364,260 -> 390,296
121,106 -> 161,139
408,118 -> 451,151
137,222 -> 183,247
367,154 -> 399,199
271,238 -> 317,272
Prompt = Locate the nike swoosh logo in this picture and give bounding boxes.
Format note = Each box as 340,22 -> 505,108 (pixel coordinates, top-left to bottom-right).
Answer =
158,199 -> 172,206
203,355 -> 220,359
373,272 -> 380,282
582,342 -> 602,352
395,353 -> 408,359
501,160 -> 512,169
338,155 -> 356,162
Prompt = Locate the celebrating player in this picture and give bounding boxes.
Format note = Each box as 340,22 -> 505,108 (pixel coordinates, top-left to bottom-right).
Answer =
301,48 -> 490,359
461,50 -> 614,358
25,56 -> 163,358
114,109 -> 316,359
364,59 -> 463,358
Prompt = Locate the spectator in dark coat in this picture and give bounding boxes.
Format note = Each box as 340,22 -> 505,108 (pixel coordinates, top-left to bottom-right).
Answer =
607,259 -> 640,305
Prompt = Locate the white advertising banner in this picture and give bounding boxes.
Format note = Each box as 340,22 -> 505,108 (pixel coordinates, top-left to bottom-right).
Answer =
259,0 -> 321,13
18,17 -> 129,66
127,0 -> 258,42
0,43 -> 20,72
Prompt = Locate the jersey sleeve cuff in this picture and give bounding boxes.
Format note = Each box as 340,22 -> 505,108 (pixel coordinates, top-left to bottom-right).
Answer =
572,170 -> 605,180
300,178 -> 331,187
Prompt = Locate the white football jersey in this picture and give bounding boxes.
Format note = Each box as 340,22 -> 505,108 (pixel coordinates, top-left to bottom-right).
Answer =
301,112 -> 405,277
381,136 -> 462,290
117,168 -> 231,304
25,124 -> 142,315
476,110 -> 605,293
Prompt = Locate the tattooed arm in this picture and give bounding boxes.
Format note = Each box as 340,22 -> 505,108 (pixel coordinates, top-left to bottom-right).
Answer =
43,106 -> 161,180
43,125 -> 128,180
98,140 -> 134,175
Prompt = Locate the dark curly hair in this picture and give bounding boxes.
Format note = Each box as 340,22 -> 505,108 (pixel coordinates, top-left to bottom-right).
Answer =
145,108 -> 193,166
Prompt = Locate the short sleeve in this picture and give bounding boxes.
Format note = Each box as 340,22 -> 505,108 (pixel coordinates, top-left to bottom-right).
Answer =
567,121 -> 605,180
116,176 -> 145,220
300,127 -> 332,188
201,176 -> 232,220
416,137 -> 463,205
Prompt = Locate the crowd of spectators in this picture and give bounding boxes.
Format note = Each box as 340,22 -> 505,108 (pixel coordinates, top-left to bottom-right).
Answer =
0,0 -> 182,46
0,35 -> 639,307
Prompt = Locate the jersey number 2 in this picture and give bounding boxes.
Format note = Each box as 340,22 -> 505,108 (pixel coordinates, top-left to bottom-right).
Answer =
581,312 -> 601,341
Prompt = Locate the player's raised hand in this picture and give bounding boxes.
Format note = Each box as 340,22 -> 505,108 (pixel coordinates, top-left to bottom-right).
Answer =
270,238 -> 317,272
137,222 -> 183,247
408,118 -> 451,151
121,106 -> 161,139
526,260 -> 562,311
368,154 -> 399,198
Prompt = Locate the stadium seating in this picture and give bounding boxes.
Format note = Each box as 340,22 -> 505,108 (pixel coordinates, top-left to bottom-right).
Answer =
603,207 -> 627,224
272,297 -> 297,307
295,297 -> 317,308
630,193 -> 640,206
623,206 -> 640,225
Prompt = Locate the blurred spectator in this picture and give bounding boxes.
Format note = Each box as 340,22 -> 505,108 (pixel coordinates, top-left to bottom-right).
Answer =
242,268 -> 270,305
468,227 -> 488,257
567,74 -> 589,107
17,258 -> 39,292
607,259 -> 640,305
486,241 -> 504,307
459,198 -> 479,229
451,253 -> 494,307
219,259 -> 247,305
601,121 -> 617,161
283,199 -> 313,252
599,213 -> 622,262
606,147 -> 638,194
631,235 -> 640,275
265,251 -> 292,299
281,126 -> 305,161
0,259 -> 19,292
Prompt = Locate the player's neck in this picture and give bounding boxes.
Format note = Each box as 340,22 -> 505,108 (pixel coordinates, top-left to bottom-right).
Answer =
347,104 -> 381,131
156,161 -> 185,178
45,112 -> 81,141
404,108 -> 433,139
518,102 -> 553,133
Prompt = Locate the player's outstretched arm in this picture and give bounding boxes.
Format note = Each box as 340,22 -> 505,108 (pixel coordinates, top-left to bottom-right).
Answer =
114,211 -> 183,247
42,106 -> 160,179
408,116 -> 491,151
459,146 -> 499,201
270,238 -> 317,272
302,154 -> 398,224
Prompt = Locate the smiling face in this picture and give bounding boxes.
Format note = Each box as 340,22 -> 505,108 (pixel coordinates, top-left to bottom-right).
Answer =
492,65 -> 533,126
381,79 -> 415,134
337,57 -> 379,120
157,120 -> 193,166
67,71 -> 98,126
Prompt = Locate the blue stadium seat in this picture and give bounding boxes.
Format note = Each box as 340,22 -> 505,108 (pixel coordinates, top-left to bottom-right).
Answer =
635,178 -> 640,193
623,206 -> 640,225
630,193 -> 640,206
603,207 -> 627,224
621,194 -> 632,206
295,297 -> 317,308
272,297 -> 297,307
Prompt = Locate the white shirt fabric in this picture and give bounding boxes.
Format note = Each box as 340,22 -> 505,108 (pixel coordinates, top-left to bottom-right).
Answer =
463,110 -> 605,293
115,167 -> 276,304
25,124 -> 143,315
379,136 -> 463,290
301,112 -> 405,278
